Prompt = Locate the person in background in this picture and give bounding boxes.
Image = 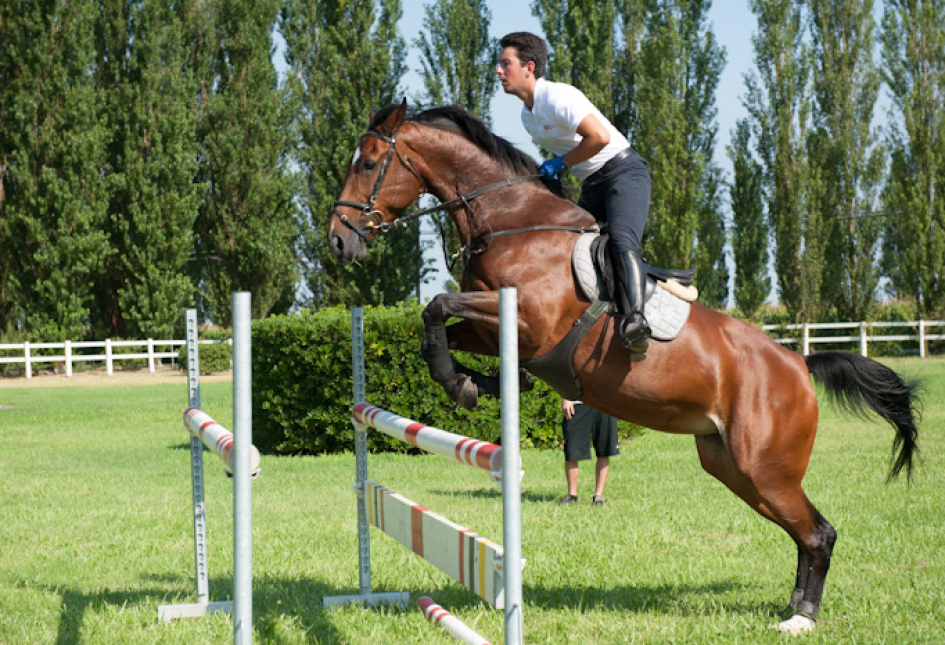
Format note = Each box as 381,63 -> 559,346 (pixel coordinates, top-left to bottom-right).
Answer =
558,398 -> 619,507
497,31 -> 653,360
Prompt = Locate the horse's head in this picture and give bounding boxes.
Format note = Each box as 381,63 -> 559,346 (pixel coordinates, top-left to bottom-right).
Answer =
328,100 -> 426,264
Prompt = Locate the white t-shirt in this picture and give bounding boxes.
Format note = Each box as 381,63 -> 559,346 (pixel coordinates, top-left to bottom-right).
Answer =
521,78 -> 630,181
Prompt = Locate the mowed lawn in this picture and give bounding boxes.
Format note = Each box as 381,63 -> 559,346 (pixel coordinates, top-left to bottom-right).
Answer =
0,357 -> 942,644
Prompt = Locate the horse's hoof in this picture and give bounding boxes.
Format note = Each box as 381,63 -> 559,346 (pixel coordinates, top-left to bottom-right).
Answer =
519,369 -> 535,392
775,614 -> 815,636
448,374 -> 479,410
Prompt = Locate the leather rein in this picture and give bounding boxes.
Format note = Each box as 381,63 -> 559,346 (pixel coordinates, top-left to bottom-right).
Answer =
331,128 -> 596,251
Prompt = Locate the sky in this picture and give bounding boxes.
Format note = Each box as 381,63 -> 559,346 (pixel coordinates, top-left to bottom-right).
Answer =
397,0 -> 756,299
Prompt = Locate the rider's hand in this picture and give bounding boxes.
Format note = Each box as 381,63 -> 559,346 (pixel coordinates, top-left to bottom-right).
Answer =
540,156 -> 568,180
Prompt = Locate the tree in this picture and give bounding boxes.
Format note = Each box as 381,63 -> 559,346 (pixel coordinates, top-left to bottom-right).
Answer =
881,0 -> 945,317
623,0 -> 727,289
415,0 -> 498,118
415,0 -> 498,288
283,0 -> 430,308
744,0 -> 811,321
728,119 -> 770,318
532,0 -> 617,115
91,0 -> 202,338
194,0 -> 301,322
808,0 -> 884,321
0,0 -> 110,340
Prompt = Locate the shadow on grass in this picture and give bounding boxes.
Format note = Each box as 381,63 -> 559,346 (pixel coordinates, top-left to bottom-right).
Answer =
34,571 -> 786,644
429,487 -> 560,503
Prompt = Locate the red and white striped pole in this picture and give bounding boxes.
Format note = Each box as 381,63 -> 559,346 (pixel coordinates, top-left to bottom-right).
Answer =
183,407 -> 260,477
417,597 -> 492,645
352,402 -> 507,480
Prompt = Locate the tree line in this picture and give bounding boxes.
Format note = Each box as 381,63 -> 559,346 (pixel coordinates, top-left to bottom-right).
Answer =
1,0 -> 943,342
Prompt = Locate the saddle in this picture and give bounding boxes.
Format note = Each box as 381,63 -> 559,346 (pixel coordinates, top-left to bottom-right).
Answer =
573,232 -> 696,340
521,232 -> 697,400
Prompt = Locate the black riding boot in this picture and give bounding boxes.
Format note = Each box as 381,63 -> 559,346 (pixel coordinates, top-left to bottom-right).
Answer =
611,248 -> 651,358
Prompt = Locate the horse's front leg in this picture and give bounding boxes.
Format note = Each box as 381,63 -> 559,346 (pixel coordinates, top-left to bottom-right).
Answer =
421,291 -> 532,408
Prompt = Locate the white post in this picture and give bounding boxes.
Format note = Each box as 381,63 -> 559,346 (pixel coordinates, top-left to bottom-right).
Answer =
859,322 -> 868,357
918,320 -> 926,359
24,341 -> 31,379
232,292 -> 253,645
802,324 -> 810,356
148,338 -> 156,373
65,340 -> 73,377
106,338 -> 114,375
499,287 -> 523,645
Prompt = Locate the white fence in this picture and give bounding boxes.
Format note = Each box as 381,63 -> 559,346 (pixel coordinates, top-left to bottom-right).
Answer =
761,320 -> 945,358
2,319 -> 944,380
0,338 -> 226,379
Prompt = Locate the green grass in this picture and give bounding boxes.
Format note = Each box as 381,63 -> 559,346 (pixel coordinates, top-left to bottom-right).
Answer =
0,358 -> 943,644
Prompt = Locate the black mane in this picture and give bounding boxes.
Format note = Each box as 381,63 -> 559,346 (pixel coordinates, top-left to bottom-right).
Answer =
369,104 -> 540,177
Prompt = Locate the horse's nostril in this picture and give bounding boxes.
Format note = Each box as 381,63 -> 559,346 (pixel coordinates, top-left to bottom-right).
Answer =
332,234 -> 344,255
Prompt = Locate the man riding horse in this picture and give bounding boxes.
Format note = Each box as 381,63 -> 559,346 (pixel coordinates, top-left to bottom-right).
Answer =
497,32 -> 652,360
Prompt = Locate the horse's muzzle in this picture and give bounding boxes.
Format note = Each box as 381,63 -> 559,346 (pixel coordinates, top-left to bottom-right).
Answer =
329,228 -> 366,264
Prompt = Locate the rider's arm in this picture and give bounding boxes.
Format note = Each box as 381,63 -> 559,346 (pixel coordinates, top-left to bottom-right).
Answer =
561,113 -> 610,169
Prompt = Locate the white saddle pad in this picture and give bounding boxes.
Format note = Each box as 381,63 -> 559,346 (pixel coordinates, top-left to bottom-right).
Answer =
572,233 -> 691,341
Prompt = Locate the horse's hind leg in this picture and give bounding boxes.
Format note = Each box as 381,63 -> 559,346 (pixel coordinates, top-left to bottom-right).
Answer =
695,433 -> 836,634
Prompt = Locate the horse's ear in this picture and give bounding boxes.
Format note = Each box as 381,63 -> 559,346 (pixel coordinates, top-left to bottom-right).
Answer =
389,98 -> 407,129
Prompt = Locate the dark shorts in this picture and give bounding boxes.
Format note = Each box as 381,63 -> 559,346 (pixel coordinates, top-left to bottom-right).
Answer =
563,404 -> 620,462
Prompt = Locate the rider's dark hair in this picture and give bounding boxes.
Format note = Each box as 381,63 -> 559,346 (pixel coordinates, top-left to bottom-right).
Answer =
499,32 -> 547,79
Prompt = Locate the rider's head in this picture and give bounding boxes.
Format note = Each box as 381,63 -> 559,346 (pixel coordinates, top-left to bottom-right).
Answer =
498,32 -> 547,79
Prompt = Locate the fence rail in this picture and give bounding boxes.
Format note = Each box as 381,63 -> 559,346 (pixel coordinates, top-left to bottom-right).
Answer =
761,320 -> 945,358
2,319 -> 944,380
0,338 -> 227,379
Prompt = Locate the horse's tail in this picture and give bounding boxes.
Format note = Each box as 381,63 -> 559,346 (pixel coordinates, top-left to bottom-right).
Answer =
806,351 -> 921,481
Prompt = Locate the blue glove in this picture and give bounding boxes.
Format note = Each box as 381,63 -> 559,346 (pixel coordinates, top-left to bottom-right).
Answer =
539,156 -> 568,180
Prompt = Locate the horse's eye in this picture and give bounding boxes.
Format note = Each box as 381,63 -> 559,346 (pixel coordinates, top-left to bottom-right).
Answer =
363,159 -> 377,171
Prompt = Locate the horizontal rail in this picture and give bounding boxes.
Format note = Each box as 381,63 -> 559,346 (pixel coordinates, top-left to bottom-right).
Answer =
353,402 -> 505,476
0,338 -> 227,379
183,407 -> 260,476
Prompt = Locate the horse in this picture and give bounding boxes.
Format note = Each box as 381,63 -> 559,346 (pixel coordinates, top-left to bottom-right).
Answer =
327,100 -> 920,635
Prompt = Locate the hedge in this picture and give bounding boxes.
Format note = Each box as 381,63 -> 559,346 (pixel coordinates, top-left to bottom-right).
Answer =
251,303 -> 570,456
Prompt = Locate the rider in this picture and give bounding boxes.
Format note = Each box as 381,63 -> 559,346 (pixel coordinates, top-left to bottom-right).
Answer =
497,32 -> 652,359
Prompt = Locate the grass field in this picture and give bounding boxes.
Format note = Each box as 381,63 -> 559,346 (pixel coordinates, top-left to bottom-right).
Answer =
0,357 -> 942,644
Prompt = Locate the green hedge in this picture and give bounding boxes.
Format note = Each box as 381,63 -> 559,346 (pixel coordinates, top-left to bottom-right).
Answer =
251,304 -> 570,456
177,341 -> 232,375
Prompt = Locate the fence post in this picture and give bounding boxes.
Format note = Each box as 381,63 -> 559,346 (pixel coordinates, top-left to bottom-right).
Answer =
148,338 -> 156,373
24,341 -> 31,379
918,320 -> 926,359
859,322 -> 868,357
65,340 -> 73,377
106,339 -> 114,375
802,324 -> 809,356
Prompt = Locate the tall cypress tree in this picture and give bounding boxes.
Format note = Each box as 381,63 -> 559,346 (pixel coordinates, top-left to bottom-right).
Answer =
0,0 -> 109,340
415,0 -> 498,288
744,0 -> 811,321
728,119 -> 770,318
881,0 -> 945,317
91,0 -> 202,338
194,0 -> 301,322
623,0 -> 727,288
283,0 -> 425,308
808,0 -> 884,321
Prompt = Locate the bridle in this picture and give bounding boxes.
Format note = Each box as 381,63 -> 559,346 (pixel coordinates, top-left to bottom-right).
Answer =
331,130 -> 422,242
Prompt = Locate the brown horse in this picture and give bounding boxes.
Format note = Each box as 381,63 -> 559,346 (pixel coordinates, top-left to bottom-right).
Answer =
328,101 -> 920,634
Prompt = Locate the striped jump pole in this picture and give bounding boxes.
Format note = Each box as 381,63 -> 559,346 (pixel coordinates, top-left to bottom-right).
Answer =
352,402 -> 510,483
417,597 -> 492,645
183,407 -> 261,477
